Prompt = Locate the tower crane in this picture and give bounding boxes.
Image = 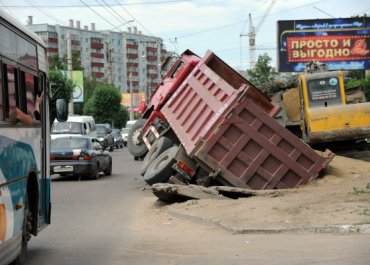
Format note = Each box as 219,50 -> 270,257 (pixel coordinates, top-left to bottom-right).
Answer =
241,0 -> 277,70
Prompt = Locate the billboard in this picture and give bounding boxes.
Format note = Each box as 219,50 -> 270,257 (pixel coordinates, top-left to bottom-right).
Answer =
60,70 -> 84,102
277,17 -> 370,72
121,93 -> 146,112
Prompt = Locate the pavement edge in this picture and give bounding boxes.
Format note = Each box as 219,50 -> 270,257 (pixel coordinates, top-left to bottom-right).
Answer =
167,210 -> 370,235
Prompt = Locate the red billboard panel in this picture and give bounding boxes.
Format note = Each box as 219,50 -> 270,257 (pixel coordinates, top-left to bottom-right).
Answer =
286,35 -> 370,62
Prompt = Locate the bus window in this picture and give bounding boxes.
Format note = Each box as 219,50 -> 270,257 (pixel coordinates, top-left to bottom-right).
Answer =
25,73 -> 38,122
0,66 -> 3,121
5,65 -> 18,121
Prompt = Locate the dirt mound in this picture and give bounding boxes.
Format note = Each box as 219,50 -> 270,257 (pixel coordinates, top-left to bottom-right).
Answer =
283,88 -> 300,121
166,154 -> 370,229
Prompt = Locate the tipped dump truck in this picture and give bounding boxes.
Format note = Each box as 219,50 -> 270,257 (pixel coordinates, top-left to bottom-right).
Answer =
128,50 -> 334,189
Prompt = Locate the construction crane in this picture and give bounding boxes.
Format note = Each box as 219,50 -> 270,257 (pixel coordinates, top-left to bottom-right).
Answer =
241,0 -> 277,70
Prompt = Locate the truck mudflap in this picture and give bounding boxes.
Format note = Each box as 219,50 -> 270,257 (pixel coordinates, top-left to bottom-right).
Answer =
309,127 -> 370,144
195,92 -> 333,190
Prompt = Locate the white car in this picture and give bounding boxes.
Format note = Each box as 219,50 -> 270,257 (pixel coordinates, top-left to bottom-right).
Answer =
122,120 -> 137,147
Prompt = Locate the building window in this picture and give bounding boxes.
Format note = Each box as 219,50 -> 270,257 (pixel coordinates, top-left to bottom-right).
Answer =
112,48 -> 115,53
118,40 -> 121,45
86,48 -> 89,52
119,76 -> 121,81
112,40 -> 114,44
118,49 -> 121,53
86,38 -> 88,43
142,51 -> 144,55
142,69 -> 145,74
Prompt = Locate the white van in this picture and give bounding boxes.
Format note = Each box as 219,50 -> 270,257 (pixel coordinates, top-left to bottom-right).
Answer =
51,115 -> 97,140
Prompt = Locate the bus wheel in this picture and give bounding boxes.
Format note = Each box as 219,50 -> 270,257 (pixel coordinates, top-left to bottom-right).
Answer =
12,194 -> 32,265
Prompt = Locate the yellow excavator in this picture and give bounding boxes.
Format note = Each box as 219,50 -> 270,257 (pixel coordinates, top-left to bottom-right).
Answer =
269,60 -> 370,161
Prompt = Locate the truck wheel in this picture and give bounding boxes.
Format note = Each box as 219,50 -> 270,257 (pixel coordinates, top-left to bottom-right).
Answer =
143,146 -> 178,185
140,136 -> 172,176
128,119 -> 148,158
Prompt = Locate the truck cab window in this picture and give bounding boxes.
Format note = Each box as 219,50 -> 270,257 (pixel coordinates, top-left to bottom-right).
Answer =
169,61 -> 184,79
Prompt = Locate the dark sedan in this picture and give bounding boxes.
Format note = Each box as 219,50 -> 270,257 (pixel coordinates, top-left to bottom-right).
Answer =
50,136 -> 112,179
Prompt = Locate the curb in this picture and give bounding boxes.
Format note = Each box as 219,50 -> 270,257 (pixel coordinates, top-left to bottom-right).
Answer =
167,210 -> 370,235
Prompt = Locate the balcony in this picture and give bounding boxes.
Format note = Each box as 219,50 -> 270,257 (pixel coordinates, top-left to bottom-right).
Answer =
127,71 -> 138,76
127,81 -> 139,86
42,37 -> 58,43
147,64 -> 158,69
150,82 -> 158,87
72,50 -> 81,55
147,73 -> 158,78
46,48 -> 58,53
91,43 -> 103,49
161,49 -> 167,54
126,44 -> 138,49
126,62 -> 138,67
127,53 -> 138,59
71,40 -> 80,45
146,47 -> 157,52
91,62 -> 104,68
146,55 -> 157,61
92,72 -> 104,78
91,53 -> 104,58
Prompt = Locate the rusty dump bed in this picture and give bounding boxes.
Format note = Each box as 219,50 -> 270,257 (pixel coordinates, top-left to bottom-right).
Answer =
162,50 -> 281,156
162,50 -> 332,190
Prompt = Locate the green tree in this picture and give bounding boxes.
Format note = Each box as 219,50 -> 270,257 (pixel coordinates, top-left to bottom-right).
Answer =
346,73 -> 370,102
83,85 -> 129,127
113,106 -> 130,129
49,51 -> 84,71
48,70 -> 74,127
247,53 -> 279,85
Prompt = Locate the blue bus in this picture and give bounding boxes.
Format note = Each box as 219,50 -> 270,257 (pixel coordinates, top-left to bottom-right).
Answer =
0,9 -> 67,264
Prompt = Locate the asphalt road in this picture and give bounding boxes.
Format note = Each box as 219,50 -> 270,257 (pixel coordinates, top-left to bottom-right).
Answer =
26,147 -> 370,265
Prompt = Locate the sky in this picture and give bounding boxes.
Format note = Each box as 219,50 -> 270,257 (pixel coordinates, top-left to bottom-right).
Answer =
1,0 -> 369,71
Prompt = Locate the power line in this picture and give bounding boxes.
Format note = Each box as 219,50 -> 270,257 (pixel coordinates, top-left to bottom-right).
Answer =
175,0 -> 327,39
95,0 -> 125,30
114,0 -> 155,38
24,0 -> 65,25
102,0 -> 134,28
0,0 -> 194,8
0,0 -> 16,17
79,0 -> 121,29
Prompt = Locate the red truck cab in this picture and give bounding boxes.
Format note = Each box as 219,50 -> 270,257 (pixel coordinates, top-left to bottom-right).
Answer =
141,50 -> 201,132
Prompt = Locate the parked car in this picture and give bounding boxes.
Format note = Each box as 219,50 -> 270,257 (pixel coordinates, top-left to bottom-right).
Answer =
51,115 -> 97,140
112,129 -> 124,148
121,127 -> 130,147
50,136 -> 112,179
96,123 -> 114,151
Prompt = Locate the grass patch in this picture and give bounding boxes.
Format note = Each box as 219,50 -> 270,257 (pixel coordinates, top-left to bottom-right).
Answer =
272,206 -> 278,210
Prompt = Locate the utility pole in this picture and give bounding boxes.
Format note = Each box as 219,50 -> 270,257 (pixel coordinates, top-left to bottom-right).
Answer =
108,38 -> 113,86
130,72 -> 134,120
67,31 -> 74,115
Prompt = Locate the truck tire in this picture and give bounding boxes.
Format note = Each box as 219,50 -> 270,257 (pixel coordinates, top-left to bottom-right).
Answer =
128,119 -> 148,158
140,136 -> 172,176
143,146 -> 178,185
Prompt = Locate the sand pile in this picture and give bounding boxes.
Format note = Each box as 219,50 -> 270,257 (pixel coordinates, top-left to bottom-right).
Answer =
283,88 -> 300,121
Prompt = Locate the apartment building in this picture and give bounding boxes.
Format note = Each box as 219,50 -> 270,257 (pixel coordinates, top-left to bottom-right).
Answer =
26,17 -> 167,95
